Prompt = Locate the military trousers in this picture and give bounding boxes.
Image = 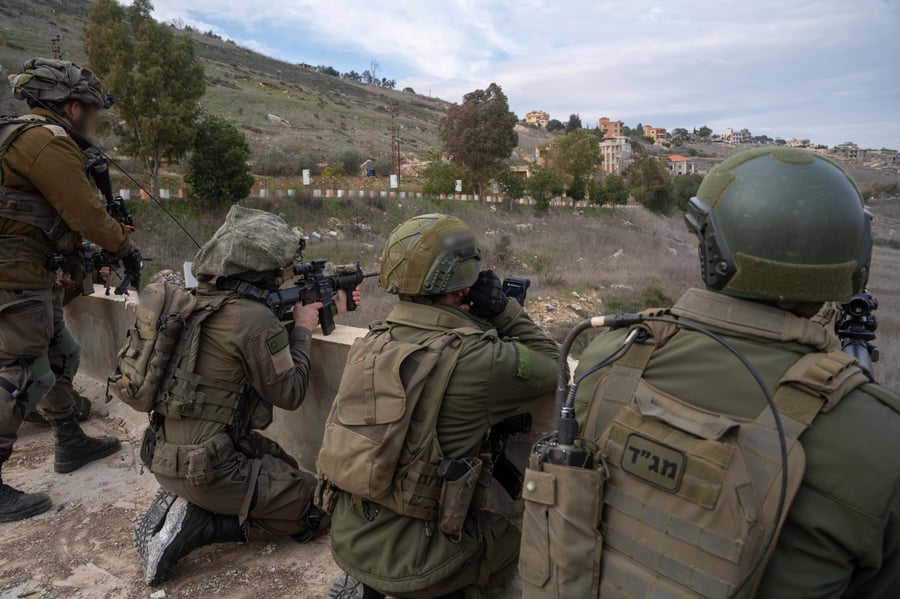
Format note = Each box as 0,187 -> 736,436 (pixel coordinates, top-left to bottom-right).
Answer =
0,287 -> 78,457
155,432 -> 317,541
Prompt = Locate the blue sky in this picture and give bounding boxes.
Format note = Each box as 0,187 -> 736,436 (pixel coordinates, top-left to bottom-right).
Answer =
151,0 -> 900,149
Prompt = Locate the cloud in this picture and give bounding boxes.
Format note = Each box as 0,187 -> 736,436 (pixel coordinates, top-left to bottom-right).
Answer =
151,0 -> 900,148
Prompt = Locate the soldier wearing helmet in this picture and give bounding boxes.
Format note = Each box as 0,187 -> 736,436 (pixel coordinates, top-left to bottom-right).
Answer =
0,59 -> 140,522
567,148 -> 900,597
325,214 -> 559,599
132,205 -> 359,585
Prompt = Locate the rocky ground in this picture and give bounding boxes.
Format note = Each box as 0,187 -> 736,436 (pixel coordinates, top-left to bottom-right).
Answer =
0,377 -> 340,599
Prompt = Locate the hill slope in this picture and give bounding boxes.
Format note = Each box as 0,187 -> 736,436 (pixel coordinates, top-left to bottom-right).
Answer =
0,0 -> 450,162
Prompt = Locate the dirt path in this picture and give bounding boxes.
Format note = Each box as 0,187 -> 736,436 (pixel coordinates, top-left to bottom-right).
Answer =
0,378 -> 341,599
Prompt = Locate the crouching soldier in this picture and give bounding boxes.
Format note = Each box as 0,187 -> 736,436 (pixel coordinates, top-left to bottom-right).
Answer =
321,214 -> 559,599
132,206 -> 359,584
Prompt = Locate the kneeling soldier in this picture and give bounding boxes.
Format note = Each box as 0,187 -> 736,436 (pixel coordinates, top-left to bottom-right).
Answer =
134,206 -> 357,584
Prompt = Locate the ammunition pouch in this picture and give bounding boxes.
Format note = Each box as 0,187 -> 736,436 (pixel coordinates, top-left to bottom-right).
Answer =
438,457 -> 483,538
149,431 -> 235,487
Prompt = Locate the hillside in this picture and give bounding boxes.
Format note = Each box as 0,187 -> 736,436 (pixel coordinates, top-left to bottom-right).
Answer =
0,0 -> 450,163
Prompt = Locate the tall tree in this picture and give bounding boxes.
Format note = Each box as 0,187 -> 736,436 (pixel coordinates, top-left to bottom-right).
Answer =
697,125 -> 713,138
626,151 -> 674,215
546,128 -> 601,206
85,0 -> 205,194
526,165 -> 564,211
439,83 -> 518,198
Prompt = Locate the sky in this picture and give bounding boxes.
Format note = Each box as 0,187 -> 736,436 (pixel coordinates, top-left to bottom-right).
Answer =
150,0 -> 900,149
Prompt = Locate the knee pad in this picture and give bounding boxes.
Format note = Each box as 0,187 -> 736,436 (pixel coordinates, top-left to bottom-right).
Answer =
21,355 -> 56,416
54,327 -> 81,381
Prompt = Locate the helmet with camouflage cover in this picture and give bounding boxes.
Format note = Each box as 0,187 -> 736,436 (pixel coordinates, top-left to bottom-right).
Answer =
192,205 -> 305,280
9,58 -> 111,108
380,213 -> 482,295
685,147 -> 872,303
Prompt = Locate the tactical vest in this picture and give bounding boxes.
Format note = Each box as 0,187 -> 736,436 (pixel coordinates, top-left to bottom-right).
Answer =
520,290 -> 869,599
0,116 -> 80,265
317,305 -> 486,524
152,293 -> 259,432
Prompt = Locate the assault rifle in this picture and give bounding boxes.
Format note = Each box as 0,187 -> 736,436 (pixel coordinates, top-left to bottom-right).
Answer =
835,291 -> 879,382
217,257 -> 377,335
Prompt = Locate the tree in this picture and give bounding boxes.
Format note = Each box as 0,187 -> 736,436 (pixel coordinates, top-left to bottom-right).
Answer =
403,86 -> 416,93
601,173 -> 629,205
185,116 -> 253,201
439,83 -> 518,198
626,152 -> 674,214
496,169 -> 525,201
697,125 -> 713,139
671,173 -> 703,211
317,65 -> 340,77
546,128 -> 601,206
422,160 -> 463,196
565,113 -> 582,133
526,165 -> 563,211
85,0 -> 205,195
546,118 -> 564,133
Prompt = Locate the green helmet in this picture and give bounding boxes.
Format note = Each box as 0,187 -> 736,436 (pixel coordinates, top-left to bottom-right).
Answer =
193,205 -> 305,279
685,147 -> 872,303
380,213 -> 482,295
9,58 -> 111,108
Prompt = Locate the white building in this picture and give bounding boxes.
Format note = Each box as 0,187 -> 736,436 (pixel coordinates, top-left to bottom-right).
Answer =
599,135 -> 633,175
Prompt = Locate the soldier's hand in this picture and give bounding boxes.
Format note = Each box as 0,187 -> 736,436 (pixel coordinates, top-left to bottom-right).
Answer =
120,246 -> 143,289
293,301 -> 323,330
335,287 -> 362,314
465,270 -> 508,319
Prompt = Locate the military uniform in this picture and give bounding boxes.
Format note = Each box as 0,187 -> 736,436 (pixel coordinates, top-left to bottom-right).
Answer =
323,214 -> 559,599
134,205 -> 330,585
574,289 -> 900,598
0,58 -> 135,522
543,148 -> 900,598
151,287 -> 318,540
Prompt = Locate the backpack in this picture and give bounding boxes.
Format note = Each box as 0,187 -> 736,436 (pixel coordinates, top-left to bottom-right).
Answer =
316,322 -> 479,521
520,317 -> 869,599
107,279 -> 197,412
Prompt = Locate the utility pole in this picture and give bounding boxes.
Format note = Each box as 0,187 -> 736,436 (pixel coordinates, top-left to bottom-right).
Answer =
50,34 -> 62,59
390,105 -> 401,181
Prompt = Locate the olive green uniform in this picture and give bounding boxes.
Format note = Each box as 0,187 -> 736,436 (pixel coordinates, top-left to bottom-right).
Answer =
151,285 -> 318,540
574,289 -> 900,598
0,108 -> 129,455
329,299 -> 559,598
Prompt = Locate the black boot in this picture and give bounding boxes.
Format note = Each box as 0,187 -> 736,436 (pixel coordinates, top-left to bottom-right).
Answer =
51,416 -> 121,473
142,497 -> 245,585
0,459 -> 52,522
326,572 -> 386,599
134,487 -> 179,563
291,504 -> 331,543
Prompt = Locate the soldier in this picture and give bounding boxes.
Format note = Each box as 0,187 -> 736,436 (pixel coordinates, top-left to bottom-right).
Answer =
0,58 -> 141,522
134,206 -> 357,585
323,214 -> 559,599
565,148 -> 900,597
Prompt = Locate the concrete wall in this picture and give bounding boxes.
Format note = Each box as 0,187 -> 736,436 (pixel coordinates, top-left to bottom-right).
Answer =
65,287 -> 556,475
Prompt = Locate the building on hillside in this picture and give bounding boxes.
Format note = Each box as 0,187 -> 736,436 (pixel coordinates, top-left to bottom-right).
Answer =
643,125 -> 669,145
720,128 -> 751,144
832,142 -> 866,162
786,138 -> 811,148
599,135 -> 633,175
598,117 -> 624,137
509,164 -> 531,178
667,154 -> 697,176
868,149 -> 900,169
525,110 -> 550,127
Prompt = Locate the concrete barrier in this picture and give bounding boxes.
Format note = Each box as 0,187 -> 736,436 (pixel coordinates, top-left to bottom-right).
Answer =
65,287 -> 556,475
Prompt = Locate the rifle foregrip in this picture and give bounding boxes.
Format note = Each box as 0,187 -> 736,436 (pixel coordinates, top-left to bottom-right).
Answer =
319,303 -> 336,336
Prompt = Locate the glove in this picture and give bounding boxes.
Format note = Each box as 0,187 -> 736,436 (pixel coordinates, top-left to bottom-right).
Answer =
466,270 -> 508,320
119,246 -> 143,291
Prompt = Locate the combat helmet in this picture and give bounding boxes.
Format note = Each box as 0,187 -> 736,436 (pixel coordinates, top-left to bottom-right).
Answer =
9,58 -> 112,108
380,213 -> 481,295
193,205 -> 305,280
685,147 -> 872,303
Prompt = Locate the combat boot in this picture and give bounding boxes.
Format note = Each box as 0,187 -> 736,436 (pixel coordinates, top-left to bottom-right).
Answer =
51,416 -> 121,473
326,573 -> 386,599
0,459 -> 52,522
134,487 -> 179,563
291,504 -> 331,543
142,497 -> 245,585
